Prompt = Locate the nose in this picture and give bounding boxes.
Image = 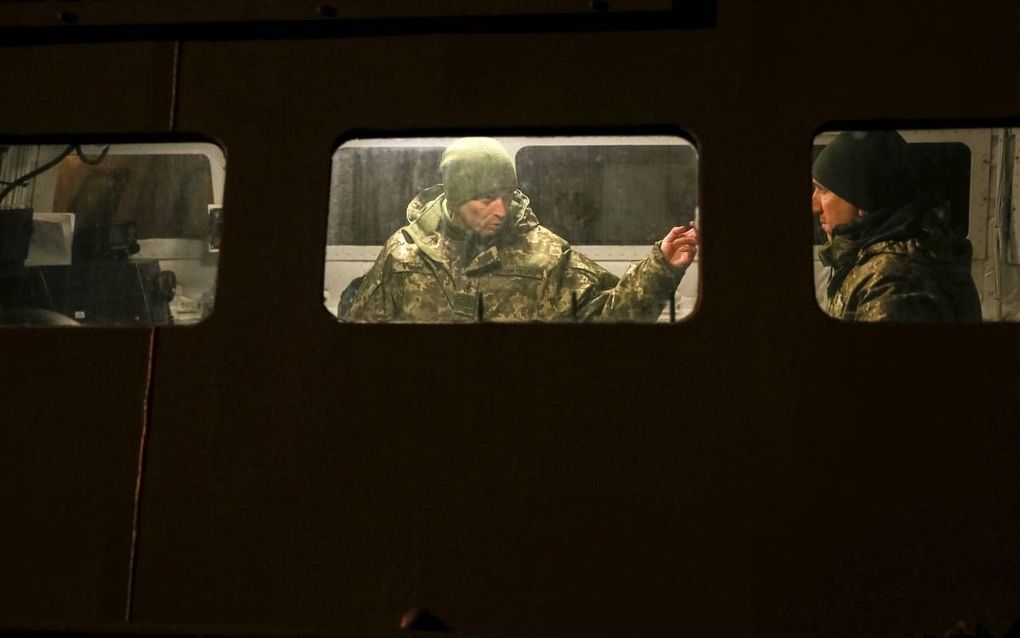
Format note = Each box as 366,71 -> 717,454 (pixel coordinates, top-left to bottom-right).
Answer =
811,186 -> 822,215
488,197 -> 507,219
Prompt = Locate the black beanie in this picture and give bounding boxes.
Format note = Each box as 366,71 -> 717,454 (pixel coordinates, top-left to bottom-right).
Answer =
812,130 -> 912,211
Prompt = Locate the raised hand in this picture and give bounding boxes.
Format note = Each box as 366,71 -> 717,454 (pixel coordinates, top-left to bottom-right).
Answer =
660,224 -> 699,268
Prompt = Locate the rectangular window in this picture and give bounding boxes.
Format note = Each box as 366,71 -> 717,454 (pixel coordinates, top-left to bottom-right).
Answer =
0,141 -> 224,326
810,127 -> 1009,322
326,136 -> 699,323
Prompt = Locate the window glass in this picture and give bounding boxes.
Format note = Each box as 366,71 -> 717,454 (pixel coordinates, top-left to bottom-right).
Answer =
515,145 -> 698,245
810,127 -> 1007,322
0,142 -> 224,326
326,136 -> 700,323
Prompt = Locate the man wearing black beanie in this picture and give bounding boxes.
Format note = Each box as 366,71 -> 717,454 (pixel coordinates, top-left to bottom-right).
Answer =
811,130 -> 981,322
343,137 -> 698,322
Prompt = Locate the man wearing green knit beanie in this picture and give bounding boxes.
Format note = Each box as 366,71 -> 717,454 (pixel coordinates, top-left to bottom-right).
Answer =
439,137 -> 519,232
811,130 -> 980,322
343,137 -> 699,322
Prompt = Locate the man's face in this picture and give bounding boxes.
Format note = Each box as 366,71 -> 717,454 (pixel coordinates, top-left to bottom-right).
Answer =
812,180 -> 859,237
453,188 -> 513,238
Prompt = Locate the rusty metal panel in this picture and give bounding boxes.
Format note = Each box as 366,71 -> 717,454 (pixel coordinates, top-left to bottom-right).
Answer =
0,42 -> 175,626
0,330 -> 153,625
1,2 -> 1019,638
130,17 -> 1020,638
0,44 -> 177,134
129,35 -> 739,634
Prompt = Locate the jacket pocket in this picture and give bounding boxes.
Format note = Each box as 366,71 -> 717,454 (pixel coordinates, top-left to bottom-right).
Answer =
387,261 -> 453,319
476,268 -> 546,320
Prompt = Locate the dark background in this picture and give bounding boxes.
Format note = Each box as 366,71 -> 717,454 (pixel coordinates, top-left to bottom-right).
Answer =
1,2 -> 1018,637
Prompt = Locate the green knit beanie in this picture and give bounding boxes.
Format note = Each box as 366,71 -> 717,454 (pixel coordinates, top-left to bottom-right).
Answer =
812,130 -> 911,211
440,138 -> 518,209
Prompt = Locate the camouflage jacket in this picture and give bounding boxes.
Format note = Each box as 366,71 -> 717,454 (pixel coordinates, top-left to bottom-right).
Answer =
342,186 -> 687,322
819,201 -> 981,322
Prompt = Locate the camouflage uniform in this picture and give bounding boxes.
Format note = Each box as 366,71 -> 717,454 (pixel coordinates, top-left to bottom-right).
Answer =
819,202 -> 981,322
342,186 -> 687,322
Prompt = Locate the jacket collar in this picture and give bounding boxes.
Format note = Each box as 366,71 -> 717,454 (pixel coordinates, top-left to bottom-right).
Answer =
403,185 -> 539,267
818,200 -> 971,301
818,201 -> 919,271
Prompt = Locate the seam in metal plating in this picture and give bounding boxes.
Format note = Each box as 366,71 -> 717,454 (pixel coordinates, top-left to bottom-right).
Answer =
169,41 -> 181,131
125,328 -> 158,621
125,43 -> 179,617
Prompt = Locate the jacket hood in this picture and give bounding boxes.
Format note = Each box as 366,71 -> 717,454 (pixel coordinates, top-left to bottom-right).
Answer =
820,200 -> 975,301
403,185 -> 539,259
822,201 -> 969,265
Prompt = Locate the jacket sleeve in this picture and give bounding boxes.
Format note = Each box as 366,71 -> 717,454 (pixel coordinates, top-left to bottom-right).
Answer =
565,243 -> 688,322
845,256 -> 955,322
340,245 -> 395,322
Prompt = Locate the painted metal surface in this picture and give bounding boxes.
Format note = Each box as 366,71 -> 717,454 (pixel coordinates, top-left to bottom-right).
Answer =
0,3 -> 1019,638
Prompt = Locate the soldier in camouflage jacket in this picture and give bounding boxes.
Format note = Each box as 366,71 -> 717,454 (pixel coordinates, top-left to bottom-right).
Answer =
812,131 -> 981,322
342,138 -> 698,322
